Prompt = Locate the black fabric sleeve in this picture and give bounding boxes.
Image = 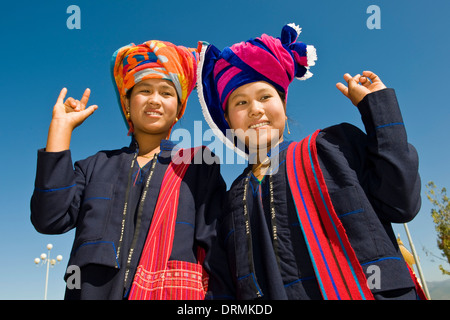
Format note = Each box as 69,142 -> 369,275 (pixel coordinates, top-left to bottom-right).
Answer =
30,149 -> 86,234
356,88 -> 421,223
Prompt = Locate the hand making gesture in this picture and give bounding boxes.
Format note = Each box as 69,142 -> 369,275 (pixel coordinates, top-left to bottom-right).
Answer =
336,71 -> 386,106
52,88 -> 98,129
46,88 -> 98,152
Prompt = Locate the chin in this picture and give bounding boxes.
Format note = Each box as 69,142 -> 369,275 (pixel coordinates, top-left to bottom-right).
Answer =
253,133 -> 282,149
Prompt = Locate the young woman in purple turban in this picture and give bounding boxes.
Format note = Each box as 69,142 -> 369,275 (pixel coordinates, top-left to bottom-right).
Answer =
197,23 -> 426,300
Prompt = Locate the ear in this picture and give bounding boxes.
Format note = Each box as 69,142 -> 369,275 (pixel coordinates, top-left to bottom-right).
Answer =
224,113 -> 232,128
123,96 -> 130,112
175,101 -> 183,120
123,96 -> 132,122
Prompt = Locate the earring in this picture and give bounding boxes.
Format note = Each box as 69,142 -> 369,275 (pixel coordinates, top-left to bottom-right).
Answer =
286,119 -> 291,135
126,111 -> 131,120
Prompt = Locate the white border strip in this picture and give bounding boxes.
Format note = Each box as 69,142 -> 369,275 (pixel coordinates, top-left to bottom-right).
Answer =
196,42 -> 248,160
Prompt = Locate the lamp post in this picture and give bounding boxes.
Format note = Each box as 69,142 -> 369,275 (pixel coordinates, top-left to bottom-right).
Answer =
34,243 -> 63,300
403,223 -> 431,300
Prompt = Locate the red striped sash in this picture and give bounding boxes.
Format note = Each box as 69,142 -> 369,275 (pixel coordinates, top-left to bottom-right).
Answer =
128,147 -> 208,300
286,130 -> 374,300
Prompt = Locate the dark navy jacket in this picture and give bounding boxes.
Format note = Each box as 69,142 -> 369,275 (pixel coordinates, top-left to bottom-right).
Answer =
220,89 -> 422,299
31,139 -> 229,299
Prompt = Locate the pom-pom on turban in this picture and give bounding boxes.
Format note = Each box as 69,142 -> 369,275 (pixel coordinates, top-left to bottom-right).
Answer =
112,40 -> 198,134
197,23 -> 317,158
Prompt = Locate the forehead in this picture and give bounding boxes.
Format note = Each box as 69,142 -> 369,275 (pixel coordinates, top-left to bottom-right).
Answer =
230,81 -> 277,99
135,78 -> 176,90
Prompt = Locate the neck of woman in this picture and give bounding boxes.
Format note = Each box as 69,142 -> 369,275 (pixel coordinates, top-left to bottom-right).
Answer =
249,137 -> 283,181
133,132 -> 166,166
251,160 -> 271,182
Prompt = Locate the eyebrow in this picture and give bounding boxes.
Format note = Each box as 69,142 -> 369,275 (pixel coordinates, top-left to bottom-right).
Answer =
135,82 -> 176,91
229,93 -> 247,101
229,88 -> 272,101
160,84 -> 176,91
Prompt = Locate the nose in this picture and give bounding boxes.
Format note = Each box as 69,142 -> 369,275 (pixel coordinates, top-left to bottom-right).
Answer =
147,91 -> 162,106
248,100 -> 264,118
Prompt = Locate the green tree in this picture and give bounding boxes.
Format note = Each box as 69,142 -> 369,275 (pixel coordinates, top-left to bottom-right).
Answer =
425,182 -> 450,276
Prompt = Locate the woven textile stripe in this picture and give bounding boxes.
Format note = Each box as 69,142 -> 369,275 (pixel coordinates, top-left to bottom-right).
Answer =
286,131 -> 374,300
128,147 -> 208,300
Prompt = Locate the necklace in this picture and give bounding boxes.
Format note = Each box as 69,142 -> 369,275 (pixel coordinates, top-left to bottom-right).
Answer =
251,155 -> 272,181
116,152 -> 158,293
139,151 -> 159,159
241,167 -> 281,297
245,160 -> 279,246
138,145 -> 161,159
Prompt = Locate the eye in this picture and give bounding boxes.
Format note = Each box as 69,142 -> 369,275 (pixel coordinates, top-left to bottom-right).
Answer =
236,100 -> 247,106
260,95 -> 271,101
161,91 -> 174,96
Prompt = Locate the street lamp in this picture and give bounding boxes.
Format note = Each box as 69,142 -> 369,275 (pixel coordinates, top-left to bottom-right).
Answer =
34,243 -> 63,300
402,223 -> 431,299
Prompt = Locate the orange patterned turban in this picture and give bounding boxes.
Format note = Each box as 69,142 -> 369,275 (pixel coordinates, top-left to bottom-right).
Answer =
112,40 -> 198,134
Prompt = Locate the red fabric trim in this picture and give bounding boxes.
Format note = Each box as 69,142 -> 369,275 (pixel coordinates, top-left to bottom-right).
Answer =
128,147 -> 208,300
131,260 -> 207,300
286,131 -> 374,300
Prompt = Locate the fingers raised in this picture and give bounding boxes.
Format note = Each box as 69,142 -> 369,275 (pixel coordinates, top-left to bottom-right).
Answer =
60,88 -> 93,111
362,71 -> 381,83
336,82 -> 349,97
359,76 -> 372,88
80,88 -> 91,108
349,74 -> 361,88
337,71 -> 385,106
57,88 -> 68,104
343,73 -> 353,83
337,73 -> 355,95
78,105 -> 98,122
85,104 -> 98,116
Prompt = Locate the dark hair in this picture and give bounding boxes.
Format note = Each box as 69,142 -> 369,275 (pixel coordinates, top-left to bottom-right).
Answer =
277,90 -> 286,104
125,86 -> 133,101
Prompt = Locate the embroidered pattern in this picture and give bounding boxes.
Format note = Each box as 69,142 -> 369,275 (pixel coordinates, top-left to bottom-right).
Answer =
132,260 -> 208,300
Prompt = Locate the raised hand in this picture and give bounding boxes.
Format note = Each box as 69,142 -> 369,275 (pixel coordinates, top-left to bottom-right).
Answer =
52,88 -> 98,129
336,71 -> 387,106
46,88 -> 98,152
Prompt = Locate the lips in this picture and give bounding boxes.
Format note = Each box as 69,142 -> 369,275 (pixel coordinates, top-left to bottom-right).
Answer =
249,121 -> 270,129
144,109 -> 162,117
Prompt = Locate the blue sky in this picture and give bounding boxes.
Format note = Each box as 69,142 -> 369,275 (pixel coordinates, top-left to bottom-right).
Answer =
0,1 -> 449,299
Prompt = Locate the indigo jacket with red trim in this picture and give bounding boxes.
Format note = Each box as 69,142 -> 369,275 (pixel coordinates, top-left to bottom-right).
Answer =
31,140 -> 231,299
220,88 -> 421,299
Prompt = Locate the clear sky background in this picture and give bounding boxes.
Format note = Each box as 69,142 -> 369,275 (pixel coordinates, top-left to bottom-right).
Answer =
0,1 -> 449,299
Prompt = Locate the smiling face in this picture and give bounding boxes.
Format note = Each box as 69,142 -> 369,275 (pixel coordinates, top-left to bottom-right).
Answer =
125,78 -> 180,140
225,81 -> 286,152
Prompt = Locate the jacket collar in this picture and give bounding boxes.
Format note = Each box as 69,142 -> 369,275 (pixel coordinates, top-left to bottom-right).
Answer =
128,136 -> 179,162
245,140 -> 292,170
